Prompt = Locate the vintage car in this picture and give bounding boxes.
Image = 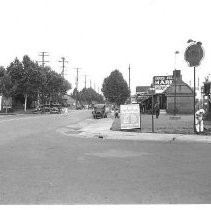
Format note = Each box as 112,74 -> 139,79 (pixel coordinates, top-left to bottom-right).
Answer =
50,104 -> 62,114
92,104 -> 107,119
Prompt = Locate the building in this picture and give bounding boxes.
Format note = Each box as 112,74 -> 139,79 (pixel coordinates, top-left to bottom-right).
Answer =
62,94 -> 75,108
136,70 -> 194,114
164,70 -> 194,114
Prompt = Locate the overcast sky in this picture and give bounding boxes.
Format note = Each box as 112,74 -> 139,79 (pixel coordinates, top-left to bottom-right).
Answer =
0,0 -> 210,94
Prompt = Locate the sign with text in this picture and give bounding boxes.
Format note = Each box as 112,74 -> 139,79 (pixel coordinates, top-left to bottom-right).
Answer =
153,75 -> 173,93
120,104 -> 140,130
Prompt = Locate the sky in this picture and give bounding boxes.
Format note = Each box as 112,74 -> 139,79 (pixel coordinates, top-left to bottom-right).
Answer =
0,0 -> 211,94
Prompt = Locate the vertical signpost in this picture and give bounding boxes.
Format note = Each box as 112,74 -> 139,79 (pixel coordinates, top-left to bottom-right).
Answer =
184,40 -> 204,133
150,85 -> 155,133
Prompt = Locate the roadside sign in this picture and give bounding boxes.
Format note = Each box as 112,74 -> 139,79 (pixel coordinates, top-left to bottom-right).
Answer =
184,42 -> 204,67
153,75 -> 173,93
120,104 -> 140,130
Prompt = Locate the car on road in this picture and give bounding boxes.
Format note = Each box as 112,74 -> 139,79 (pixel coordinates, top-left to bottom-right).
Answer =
92,104 -> 107,119
50,104 -> 62,114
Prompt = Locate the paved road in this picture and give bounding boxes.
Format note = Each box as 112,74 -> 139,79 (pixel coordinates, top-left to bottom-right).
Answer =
0,111 -> 211,204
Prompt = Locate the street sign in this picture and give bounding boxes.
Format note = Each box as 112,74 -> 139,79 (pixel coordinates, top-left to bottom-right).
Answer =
120,104 -> 140,130
184,42 -> 204,67
153,75 -> 173,93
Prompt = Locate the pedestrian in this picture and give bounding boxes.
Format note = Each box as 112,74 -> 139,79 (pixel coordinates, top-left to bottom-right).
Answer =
154,102 -> 160,119
195,109 -> 205,134
114,108 -> 119,118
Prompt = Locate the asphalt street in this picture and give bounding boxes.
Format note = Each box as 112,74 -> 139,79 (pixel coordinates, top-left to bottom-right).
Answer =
0,110 -> 211,204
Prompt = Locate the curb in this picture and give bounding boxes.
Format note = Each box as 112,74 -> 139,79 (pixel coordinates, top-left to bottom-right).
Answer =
75,118 -> 211,144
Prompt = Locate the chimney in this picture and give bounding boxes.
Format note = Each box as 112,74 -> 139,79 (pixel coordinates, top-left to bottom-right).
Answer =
173,70 -> 182,80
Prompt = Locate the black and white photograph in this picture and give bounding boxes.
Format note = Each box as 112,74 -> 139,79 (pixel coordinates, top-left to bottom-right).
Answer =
0,0 -> 211,206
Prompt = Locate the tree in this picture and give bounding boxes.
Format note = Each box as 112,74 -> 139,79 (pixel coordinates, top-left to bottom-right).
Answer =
5,56 -> 72,111
0,66 -> 6,77
0,68 -> 16,113
102,69 -> 130,106
79,87 -> 104,104
7,56 -> 42,112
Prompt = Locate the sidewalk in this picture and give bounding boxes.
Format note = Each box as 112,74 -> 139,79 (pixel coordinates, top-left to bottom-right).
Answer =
75,117 -> 211,143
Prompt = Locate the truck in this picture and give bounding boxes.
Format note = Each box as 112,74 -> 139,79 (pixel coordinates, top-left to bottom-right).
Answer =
92,104 -> 107,119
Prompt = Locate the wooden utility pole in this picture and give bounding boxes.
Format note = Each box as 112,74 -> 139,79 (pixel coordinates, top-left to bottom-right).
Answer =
37,52 -> 49,106
59,57 -> 68,77
90,80 -> 92,88
73,68 -> 81,109
38,52 -> 49,68
84,75 -> 87,88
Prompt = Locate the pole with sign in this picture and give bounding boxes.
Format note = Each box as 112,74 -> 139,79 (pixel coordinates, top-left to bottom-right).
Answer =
184,40 -> 204,133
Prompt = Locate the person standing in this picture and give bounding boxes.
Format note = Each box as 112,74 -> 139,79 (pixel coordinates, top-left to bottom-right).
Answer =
195,109 -> 205,133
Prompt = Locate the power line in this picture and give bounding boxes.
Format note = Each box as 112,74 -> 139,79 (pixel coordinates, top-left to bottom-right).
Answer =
59,57 -> 68,77
38,52 -> 49,68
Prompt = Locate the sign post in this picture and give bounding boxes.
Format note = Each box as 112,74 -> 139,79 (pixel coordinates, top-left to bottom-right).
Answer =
150,86 -> 155,133
184,41 -> 204,133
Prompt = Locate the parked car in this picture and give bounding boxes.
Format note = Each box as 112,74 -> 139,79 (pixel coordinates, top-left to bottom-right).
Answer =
92,104 -> 107,119
33,106 -> 42,114
50,104 -> 62,114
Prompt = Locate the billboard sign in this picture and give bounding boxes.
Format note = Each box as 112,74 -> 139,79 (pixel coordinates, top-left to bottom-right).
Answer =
153,75 -> 173,93
120,104 -> 140,129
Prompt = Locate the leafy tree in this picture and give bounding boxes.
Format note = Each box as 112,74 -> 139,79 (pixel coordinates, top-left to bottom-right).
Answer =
0,73 -> 16,113
44,69 -> 71,103
79,87 -> 104,104
7,56 -> 42,111
5,56 -> 72,111
0,66 -> 6,77
102,69 -> 130,106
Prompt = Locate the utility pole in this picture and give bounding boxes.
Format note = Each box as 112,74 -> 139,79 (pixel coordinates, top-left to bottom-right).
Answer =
73,68 -> 81,109
129,64 -> 131,103
90,80 -> 92,88
84,75 -> 87,88
38,52 -> 49,68
59,57 -> 68,77
37,52 -> 49,106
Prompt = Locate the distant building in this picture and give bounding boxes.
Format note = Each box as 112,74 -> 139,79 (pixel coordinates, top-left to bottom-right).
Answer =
62,94 -> 75,108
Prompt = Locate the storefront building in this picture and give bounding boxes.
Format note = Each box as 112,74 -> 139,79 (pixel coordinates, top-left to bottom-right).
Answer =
164,70 -> 194,114
136,70 -> 194,114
